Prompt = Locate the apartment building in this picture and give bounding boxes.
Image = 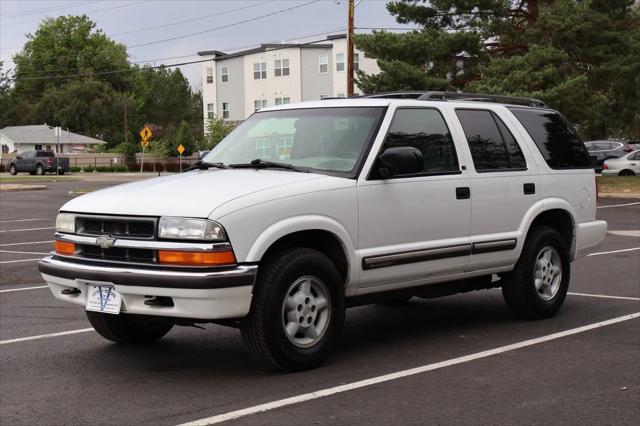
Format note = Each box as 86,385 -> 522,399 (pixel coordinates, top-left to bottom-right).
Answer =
198,34 -> 380,124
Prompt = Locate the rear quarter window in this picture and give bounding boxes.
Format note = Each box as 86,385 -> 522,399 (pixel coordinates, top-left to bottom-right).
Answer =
36,151 -> 55,157
508,107 -> 591,169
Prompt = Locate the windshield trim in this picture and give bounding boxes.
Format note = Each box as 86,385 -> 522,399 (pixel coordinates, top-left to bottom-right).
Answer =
205,106 -> 388,180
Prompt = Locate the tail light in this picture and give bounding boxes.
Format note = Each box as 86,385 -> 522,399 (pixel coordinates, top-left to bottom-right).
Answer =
603,163 -> 608,169
623,145 -> 633,152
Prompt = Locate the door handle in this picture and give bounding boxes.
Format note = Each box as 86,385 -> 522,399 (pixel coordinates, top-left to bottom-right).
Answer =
456,187 -> 470,200
523,183 -> 536,195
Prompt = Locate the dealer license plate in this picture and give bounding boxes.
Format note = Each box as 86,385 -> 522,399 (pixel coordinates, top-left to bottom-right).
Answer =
85,284 -> 122,315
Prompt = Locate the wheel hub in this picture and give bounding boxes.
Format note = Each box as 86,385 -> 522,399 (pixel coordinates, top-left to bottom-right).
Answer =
282,275 -> 331,348
534,246 -> 562,301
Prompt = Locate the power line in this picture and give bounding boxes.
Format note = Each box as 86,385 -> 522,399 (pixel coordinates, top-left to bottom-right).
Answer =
0,0 -> 100,19
10,35 -> 340,82
127,0 -> 323,49
7,27 -> 345,79
0,0 -> 150,27
111,1 -> 271,38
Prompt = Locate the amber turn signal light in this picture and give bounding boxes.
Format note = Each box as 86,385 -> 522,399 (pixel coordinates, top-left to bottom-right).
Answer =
157,250 -> 236,266
55,240 -> 76,255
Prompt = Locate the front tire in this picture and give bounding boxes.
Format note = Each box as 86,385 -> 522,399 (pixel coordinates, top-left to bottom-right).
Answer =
86,311 -> 173,343
502,226 -> 570,319
9,164 -> 17,175
241,247 -> 345,371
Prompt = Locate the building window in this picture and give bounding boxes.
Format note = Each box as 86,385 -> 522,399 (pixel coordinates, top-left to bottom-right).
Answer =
207,103 -> 215,119
1,145 -> 8,154
35,144 -> 43,151
319,54 -> 328,73
275,97 -> 291,105
354,53 -> 360,71
274,59 -> 290,77
336,53 -> 345,72
220,66 -> 228,83
206,67 -> 213,84
254,62 -> 267,79
254,99 -> 267,111
222,102 -> 230,119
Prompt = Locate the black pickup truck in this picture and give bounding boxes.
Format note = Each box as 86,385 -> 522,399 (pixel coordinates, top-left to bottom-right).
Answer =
8,151 -> 70,175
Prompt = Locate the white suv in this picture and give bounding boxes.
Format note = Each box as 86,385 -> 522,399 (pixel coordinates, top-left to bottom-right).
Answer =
39,92 -> 607,371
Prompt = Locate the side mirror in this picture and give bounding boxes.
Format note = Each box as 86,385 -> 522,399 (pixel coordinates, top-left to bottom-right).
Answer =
199,150 -> 210,159
16,155 -> 22,160
376,146 -> 423,178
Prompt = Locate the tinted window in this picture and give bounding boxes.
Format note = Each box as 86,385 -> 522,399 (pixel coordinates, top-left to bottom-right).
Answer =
377,108 -> 459,175
508,107 -> 591,168
456,109 -> 526,171
36,151 -> 54,157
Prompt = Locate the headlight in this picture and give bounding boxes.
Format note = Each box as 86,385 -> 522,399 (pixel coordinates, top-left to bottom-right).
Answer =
56,213 -> 75,233
158,217 -> 227,241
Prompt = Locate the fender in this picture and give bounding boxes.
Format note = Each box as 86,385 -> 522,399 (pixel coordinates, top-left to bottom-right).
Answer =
516,197 -> 577,259
244,214 -> 359,288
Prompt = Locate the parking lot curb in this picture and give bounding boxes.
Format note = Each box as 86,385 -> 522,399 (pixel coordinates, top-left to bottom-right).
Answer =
598,192 -> 640,199
0,184 -> 47,192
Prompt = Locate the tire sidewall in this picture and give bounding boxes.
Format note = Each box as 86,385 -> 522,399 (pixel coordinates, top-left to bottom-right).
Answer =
9,164 -> 17,175
36,164 -> 44,175
261,250 -> 345,369
519,227 -> 571,314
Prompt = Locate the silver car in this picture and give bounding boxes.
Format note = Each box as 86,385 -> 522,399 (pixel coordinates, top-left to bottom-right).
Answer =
602,150 -> 640,176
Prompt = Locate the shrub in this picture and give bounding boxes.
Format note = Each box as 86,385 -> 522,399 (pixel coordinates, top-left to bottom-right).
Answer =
0,164 -> 5,173
83,165 -> 95,173
69,166 -> 82,173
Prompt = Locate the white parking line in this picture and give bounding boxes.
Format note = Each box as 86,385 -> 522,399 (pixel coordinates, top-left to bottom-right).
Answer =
178,312 -> 640,426
0,240 -> 54,247
0,218 -> 50,223
587,247 -> 640,256
0,328 -> 94,345
598,202 -> 640,209
0,285 -> 48,294
0,226 -> 55,233
607,230 -> 640,238
568,292 -> 640,301
0,258 -> 42,264
0,250 -> 50,255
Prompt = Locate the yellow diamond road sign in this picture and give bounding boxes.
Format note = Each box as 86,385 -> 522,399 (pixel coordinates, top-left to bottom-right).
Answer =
177,144 -> 185,155
139,126 -> 152,141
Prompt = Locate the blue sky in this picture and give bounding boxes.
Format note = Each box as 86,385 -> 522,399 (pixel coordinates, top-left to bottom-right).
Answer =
0,0 -> 412,89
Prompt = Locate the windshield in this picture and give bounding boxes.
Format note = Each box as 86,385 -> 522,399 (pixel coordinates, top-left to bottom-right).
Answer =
203,107 -> 385,176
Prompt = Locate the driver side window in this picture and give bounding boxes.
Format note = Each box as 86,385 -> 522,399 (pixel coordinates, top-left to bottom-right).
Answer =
374,108 -> 459,177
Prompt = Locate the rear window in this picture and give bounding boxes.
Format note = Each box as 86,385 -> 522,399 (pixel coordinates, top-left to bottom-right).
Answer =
36,151 -> 55,157
508,107 -> 591,169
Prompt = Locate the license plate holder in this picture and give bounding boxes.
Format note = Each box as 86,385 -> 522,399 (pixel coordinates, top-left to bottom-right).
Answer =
85,283 -> 122,315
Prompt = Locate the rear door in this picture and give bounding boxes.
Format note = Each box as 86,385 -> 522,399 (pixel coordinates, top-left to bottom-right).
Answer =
451,107 -> 541,271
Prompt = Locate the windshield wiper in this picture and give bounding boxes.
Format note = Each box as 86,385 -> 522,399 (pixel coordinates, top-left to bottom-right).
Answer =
184,161 -> 228,171
228,159 -> 307,173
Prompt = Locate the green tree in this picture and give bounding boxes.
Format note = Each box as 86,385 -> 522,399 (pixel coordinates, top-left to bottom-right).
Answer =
203,118 -> 234,150
355,0 -> 640,139
162,120 -> 197,157
0,61 -> 12,128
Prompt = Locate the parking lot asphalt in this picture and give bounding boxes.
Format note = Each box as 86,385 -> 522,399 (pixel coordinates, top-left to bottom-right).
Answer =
0,177 -> 638,426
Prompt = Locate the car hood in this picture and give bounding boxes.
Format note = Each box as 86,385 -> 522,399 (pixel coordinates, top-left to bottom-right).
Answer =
61,169 -> 331,218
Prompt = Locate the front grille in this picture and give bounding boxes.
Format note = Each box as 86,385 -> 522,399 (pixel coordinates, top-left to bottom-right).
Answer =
79,244 -> 155,264
76,215 -> 156,239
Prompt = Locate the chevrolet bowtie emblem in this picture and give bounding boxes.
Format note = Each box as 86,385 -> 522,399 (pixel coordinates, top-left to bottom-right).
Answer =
96,235 -> 116,249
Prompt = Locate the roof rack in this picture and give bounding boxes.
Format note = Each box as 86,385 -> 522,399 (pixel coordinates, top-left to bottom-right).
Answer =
364,91 -> 547,107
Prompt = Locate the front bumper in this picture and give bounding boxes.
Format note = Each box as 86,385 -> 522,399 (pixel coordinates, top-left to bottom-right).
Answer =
39,256 -> 257,320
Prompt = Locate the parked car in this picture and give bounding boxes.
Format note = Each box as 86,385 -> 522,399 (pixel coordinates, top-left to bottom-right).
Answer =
39,92 -> 607,371
8,150 -> 70,175
584,140 -> 639,172
602,150 -> 640,176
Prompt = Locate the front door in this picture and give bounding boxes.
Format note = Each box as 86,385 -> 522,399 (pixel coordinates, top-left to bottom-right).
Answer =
357,107 -> 471,290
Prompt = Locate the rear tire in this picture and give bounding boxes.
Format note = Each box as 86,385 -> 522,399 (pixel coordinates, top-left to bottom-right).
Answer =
9,164 -> 17,175
241,247 -> 345,371
86,311 -> 173,343
502,226 -> 570,319
619,169 -> 635,176
35,164 -> 44,175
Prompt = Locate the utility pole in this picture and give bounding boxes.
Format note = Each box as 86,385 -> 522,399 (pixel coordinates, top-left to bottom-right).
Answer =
347,0 -> 355,97
123,97 -> 128,145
